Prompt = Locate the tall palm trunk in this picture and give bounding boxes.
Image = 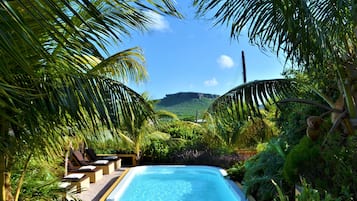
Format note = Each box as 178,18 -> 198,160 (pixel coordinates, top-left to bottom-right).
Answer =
354,0 -> 357,40
0,118 -> 13,201
0,153 -> 6,201
0,165 -> 13,201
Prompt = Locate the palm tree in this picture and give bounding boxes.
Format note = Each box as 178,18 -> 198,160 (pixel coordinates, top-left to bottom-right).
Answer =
193,0 -> 357,135
118,92 -> 180,161
202,105 -> 278,150
0,1 -> 181,200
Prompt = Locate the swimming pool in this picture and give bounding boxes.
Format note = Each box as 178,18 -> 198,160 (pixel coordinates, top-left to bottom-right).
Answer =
106,165 -> 248,201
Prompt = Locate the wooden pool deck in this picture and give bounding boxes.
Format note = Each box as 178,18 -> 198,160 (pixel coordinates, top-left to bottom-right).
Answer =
71,168 -> 128,201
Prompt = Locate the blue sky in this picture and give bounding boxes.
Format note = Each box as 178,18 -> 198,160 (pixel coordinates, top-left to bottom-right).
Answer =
110,2 -> 285,99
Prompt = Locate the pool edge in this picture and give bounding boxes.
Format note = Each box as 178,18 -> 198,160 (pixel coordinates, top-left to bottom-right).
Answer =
234,181 -> 256,201
99,168 -> 130,201
99,166 -> 255,201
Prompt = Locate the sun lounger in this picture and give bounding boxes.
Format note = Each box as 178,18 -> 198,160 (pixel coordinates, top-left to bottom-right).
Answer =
67,160 -> 103,183
85,148 -> 122,169
62,173 -> 90,193
71,150 -> 115,175
58,181 -> 77,200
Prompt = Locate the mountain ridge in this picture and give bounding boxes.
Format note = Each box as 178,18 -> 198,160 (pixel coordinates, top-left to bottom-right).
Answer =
154,92 -> 219,120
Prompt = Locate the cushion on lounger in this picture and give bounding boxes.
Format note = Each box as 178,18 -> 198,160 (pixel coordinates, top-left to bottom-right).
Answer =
78,165 -> 96,171
59,182 -> 72,189
63,173 -> 85,181
92,160 -> 109,165
102,155 -> 118,160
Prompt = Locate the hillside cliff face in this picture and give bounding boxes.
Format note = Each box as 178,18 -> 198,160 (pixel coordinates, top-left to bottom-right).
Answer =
157,92 -> 219,106
165,92 -> 219,99
154,92 -> 219,120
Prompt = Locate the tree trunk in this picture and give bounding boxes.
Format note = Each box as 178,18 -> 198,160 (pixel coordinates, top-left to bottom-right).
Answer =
353,0 -> 357,39
0,116 -> 13,201
0,153 -> 6,201
0,154 -> 13,201
14,153 -> 32,201
64,150 -> 69,177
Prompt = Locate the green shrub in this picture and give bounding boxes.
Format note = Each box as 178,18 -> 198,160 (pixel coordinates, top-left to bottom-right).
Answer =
315,134 -> 357,199
296,179 -> 338,201
281,133 -> 357,200
169,149 -> 240,168
11,156 -> 64,200
227,161 -> 245,182
243,139 -> 289,201
273,178 -> 338,201
142,139 -> 171,163
283,136 -> 321,184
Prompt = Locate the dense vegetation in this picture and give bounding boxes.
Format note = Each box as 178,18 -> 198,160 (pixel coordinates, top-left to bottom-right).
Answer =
194,0 -> 357,200
0,1 -> 181,200
2,0 -> 357,201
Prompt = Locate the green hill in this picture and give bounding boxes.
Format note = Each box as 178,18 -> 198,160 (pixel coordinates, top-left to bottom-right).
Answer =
154,92 -> 219,120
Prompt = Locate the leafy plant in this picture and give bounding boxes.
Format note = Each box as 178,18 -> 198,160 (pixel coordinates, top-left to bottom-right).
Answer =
142,120 -> 206,163
0,1 -> 182,199
192,2 -> 357,199
236,115 -> 278,148
227,161 -> 246,182
272,180 -> 289,201
283,136 -> 322,184
315,134 -> 357,199
296,179 -> 337,201
194,0 -> 357,137
11,156 -> 63,200
273,178 -> 338,201
243,139 -> 288,201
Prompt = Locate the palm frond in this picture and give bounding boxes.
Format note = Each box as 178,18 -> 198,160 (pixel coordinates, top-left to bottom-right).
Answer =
133,0 -> 183,17
8,73 -> 153,137
88,47 -> 148,83
147,131 -> 171,141
209,79 -> 297,121
0,0 -> 181,75
155,110 -> 179,120
193,0 -> 356,69
0,0 -> 179,130
0,0 -> 181,171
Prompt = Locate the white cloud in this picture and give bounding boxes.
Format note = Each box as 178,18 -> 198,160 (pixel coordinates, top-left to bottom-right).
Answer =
204,78 -> 218,87
217,55 -> 234,69
144,10 -> 170,32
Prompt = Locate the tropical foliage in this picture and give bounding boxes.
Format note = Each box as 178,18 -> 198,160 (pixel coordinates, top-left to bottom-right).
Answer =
208,104 -> 279,149
193,0 -> 357,200
243,139 -> 287,201
194,0 -> 357,135
0,0 -> 181,200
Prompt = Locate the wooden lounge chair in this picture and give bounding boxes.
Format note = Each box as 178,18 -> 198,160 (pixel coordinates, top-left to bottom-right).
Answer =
71,150 -> 115,175
67,160 -> 103,183
85,148 -> 122,170
58,181 -> 77,200
61,173 -> 90,193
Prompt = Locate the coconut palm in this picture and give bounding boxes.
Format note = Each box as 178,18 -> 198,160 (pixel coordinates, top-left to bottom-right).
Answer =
193,0 -> 357,135
0,1 -> 181,200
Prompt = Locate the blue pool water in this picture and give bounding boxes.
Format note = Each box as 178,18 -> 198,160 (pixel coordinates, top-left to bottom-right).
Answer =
106,165 -> 247,201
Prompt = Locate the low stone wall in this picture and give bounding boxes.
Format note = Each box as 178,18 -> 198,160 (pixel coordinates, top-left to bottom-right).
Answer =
236,149 -> 257,161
